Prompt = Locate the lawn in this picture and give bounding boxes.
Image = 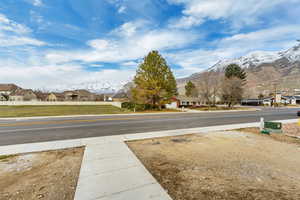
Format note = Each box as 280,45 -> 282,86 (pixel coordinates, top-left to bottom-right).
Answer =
0,105 -> 127,117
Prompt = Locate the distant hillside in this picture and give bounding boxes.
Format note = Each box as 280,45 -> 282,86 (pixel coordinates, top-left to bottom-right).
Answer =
177,44 -> 300,98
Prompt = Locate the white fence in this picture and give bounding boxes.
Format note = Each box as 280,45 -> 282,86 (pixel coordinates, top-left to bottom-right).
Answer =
0,101 -> 122,108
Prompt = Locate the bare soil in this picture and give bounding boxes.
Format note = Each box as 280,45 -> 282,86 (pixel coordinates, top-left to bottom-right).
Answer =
127,132 -> 300,200
237,123 -> 300,145
283,123 -> 300,137
0,147 -> 84,200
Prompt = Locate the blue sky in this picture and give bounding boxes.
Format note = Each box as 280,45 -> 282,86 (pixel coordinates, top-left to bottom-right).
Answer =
0,0 -> 300,91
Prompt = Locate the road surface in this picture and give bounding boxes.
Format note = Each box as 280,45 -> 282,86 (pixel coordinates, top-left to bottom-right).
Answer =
0,107 -> 298,146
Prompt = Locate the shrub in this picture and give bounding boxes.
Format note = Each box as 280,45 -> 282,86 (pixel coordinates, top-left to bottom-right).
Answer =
121,102 -> 160,111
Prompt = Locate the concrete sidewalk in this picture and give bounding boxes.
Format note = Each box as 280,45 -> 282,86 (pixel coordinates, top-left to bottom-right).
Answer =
0,119 -> 297,200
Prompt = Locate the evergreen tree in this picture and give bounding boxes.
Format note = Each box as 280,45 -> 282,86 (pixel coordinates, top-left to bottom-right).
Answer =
225,64 -> 247,81
131,51 -> 177,109
258,93 -> 264,99
185,81 -> 198,97
222,64 -> 247,107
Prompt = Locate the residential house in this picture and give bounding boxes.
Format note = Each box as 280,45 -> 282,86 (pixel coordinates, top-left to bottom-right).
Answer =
63,91 -> 79,101
166,96 -> 202,109
47,93 -> 65,101
262,95 -> 298,106
294,96 -> 300,104
76,90 -> 96,101
282,96 -> 297,105
0,84 -> 20,95
0,94 -> 8,101
112,92 -> 129,102
35,91 -> 49,101
9,89 -> 37,101
263,97 -> 273,106
241,99 -> 263,106
63,90 -> 95,101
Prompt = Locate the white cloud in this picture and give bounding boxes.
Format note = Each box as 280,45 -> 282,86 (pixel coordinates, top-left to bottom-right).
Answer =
121,61 -> 139,67
26,0 -> 43,7
0,35 -> 45,47
46,22 -> 198,64
0,14 -> 31,34
168,0 -> 298,29
111,20 -> 149,37
0,13 -> 46,47
118,6 -> 127,13
0,60 -> 135,92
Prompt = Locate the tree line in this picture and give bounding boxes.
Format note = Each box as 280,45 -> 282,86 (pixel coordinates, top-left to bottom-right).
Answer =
126,50 -> 247,110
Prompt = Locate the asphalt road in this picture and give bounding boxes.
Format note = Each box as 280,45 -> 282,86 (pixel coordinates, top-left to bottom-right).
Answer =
0,107 -> 298,146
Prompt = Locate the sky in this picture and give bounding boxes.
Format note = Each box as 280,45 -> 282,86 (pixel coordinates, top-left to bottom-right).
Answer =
0,0 -> 300,92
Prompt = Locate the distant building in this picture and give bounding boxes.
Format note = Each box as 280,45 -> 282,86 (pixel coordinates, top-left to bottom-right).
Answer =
9,89 -> 37,101
0,94 -> 8,101
47,93 -> 65,101
76,90 -> 96,101
282,96 -> 297,105
35,91 -> 49,101
0,84 -> 20,95
166,96 -> 202,109
112,92 -> 129,102
63,90 -> 96,101
241,99 -> 263,106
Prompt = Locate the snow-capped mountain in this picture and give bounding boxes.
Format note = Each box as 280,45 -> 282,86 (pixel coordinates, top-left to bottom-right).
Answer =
209,44 -> 300,71
39,80 -> 130,94
177,44 -> 300,98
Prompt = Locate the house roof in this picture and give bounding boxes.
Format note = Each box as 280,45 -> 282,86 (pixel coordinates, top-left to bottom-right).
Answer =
294,96 -> 300,100
10,89 -> 35,96
175,95 -> 201,102
63,90 -> 94,96
263,97 -> 274,100
35,92 -> 49,100
241,99 -> 263,102
75,89 -> 94,96
282,96 -> 296,100
0,84 -> 20,91
51,92 -> 65,98
112,92 -> 128,99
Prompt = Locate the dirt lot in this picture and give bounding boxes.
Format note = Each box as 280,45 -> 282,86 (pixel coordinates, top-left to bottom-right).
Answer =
283,123 -> 300,137
237,123 -> 300,145
0,147 -> 84,200
128,132 -> 300,200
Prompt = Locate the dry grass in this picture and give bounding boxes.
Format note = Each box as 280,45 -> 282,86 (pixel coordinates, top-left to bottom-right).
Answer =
192,106 -> 252,111
0,105 -> 126,117
236,125 -> 300,145
0,147 -> 84,200
128,132 -> 300,200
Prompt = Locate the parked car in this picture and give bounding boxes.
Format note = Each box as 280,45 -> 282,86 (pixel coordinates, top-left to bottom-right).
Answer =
297,111 -> 300,117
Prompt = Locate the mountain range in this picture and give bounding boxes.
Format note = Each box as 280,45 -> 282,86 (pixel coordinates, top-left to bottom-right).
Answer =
177,43 -> 300,98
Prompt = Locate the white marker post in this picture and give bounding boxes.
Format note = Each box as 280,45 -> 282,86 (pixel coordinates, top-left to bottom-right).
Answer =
260,117 -> 264,131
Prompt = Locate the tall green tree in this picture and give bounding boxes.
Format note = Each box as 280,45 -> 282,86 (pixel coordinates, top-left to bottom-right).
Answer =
185,81 -> 198,97
225,64 -> 247,81
131,51 -> 177,109
222,64 -> 247,107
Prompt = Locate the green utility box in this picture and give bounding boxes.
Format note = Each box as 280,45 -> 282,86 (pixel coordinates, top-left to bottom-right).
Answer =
263,122 -> 282,134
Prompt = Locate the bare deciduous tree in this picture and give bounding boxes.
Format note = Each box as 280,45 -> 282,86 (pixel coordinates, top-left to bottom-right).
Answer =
221,77 -> 244,107
197,71 -> 222,106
